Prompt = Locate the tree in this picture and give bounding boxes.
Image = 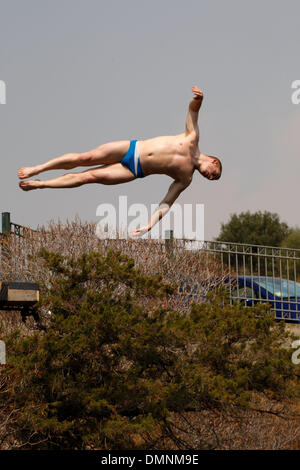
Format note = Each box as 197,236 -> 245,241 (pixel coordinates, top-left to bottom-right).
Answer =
0,249 -> 299,450
217,211 -> 291,247
281,228 -> 300,280
281,228 -> 300,250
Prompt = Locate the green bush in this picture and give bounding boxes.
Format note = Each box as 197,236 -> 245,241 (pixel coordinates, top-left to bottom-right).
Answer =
0,249 -> 299,449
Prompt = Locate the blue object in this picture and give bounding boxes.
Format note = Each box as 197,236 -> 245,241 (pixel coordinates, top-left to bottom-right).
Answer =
231,276 -> 300,323
121,140 -> 144,178
176,274 -> 300,323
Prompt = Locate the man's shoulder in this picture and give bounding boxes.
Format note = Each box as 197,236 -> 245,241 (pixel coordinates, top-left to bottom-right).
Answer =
176,174 -> 193,188
184,129 -> 199,141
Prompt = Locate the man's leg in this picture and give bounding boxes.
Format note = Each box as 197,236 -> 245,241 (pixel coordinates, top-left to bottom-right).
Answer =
18,140 -> 131,179
19,163 -> 135,191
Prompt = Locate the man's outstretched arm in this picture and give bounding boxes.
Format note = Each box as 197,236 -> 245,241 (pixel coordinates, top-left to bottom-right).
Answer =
130,180 -> 190,237
185,86 -> 203,136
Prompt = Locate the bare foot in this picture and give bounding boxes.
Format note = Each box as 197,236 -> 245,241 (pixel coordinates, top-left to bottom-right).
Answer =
19,180 -> 41,191
18,166 -> 40,179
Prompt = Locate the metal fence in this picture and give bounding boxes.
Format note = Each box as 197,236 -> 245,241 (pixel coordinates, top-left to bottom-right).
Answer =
169,237 -> 300,323
1,212 -> 37,238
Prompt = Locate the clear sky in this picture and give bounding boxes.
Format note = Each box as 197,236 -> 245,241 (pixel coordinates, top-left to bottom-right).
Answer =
0,0 -> 299,240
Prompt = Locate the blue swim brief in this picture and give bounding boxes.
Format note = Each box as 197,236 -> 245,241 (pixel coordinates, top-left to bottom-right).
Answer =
121,140 -> 144,178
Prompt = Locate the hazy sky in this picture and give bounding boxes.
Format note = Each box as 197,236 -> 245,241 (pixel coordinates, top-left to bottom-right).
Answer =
0,0 -> 299,240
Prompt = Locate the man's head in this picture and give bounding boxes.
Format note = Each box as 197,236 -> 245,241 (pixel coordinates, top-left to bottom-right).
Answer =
198,154 -> 222,180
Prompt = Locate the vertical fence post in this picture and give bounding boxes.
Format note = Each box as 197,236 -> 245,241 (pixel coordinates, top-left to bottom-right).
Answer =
1,212 -> 12,266
0,341 -> 6,365
165,230 -> 174,257
2,212 -> 11,236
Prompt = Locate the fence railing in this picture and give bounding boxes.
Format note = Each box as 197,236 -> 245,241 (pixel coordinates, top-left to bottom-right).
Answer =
163,235 -> 300,323
1,212 -> 37,238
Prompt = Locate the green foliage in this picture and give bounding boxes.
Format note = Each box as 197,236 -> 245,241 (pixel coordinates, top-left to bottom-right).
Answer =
217,211 -> 291,247
279,228 -> 300,280
1,249 -> 299,449
281,228 -> 300,250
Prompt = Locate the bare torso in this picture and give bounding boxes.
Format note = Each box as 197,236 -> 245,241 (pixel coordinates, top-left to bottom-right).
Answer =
138,132 -> 199,183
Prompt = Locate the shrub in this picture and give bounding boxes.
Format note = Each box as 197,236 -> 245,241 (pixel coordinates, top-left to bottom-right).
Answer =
0,249 -> 299,449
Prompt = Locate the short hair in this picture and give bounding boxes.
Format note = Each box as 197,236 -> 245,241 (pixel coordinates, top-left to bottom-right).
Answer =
209,155 -> 222,180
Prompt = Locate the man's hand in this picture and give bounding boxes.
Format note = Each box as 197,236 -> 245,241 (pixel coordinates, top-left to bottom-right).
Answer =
185,87 -> 203,135
130,225 -> 150,237
192,86 -> 203,101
